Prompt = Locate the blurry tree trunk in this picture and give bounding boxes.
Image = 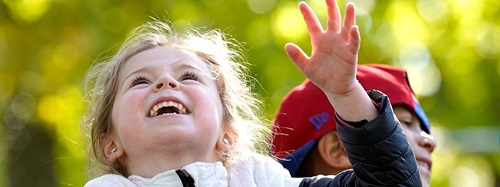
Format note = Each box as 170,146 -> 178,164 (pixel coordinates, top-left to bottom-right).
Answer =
6,123 -> 56,187
492,157 -> 500,187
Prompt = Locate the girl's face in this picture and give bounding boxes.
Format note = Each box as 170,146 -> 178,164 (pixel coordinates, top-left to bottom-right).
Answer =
110,46 -> 225,176
393,106 -> 436,187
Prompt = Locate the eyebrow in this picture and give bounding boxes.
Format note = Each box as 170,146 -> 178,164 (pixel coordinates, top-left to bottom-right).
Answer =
120,60 -> 207,88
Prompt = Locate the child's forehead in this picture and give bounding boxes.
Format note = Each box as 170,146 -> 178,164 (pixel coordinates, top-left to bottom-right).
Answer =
121,47 -> 209,74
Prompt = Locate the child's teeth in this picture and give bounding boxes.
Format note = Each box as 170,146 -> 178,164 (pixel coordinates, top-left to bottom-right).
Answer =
149,101 -> 188,117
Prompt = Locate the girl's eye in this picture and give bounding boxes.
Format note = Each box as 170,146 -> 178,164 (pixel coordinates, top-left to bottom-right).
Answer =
180,72 -> 199,81
131,76 -> 150,87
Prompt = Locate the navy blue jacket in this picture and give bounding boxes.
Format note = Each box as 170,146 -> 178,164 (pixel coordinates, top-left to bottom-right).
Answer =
299,90 -> 421,187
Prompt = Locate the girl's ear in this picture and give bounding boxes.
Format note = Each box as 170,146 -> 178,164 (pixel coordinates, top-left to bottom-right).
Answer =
317,131 -> 351,170
100,133 -> 124,164
217,131 -> 235,154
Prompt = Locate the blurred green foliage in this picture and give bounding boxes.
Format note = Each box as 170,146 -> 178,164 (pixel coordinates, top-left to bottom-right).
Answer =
0,0 -> 499,186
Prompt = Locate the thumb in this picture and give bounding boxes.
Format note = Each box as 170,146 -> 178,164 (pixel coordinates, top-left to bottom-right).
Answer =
284,43 -> 309,71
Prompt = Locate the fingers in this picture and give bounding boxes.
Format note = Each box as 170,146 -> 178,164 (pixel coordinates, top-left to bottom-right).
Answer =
341,3 -> 356,41
347,26 -> 360,54
284,43 -> 309,71
299,2 -> 323,34
326,0 -> 341,32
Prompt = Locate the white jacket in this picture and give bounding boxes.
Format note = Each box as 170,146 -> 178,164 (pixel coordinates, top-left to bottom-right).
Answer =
84,153 -> 303,187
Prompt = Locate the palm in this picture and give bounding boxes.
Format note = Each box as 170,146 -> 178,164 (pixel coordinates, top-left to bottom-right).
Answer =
285,1 -> 359,95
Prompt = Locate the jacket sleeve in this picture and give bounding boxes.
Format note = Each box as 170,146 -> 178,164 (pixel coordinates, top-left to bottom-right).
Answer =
298,90 -> 421,187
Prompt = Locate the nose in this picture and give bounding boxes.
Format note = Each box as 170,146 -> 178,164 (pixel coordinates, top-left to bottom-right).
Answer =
153,75 -> 178,91
418,131 -> 436,153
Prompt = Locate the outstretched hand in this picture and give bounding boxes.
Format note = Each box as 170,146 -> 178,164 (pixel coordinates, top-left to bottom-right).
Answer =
286,0 -> 377,121
285,0 -> 359,95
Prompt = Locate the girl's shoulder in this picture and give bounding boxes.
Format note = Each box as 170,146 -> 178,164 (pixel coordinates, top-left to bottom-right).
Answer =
232,153 -> 283,168
84,174 -> 136,187
229,153 -> 302,187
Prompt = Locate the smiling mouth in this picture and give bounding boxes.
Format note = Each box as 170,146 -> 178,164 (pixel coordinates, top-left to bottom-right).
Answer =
149,101 -> 190,117
416,160 -> 432,174
417,161 -> 429,170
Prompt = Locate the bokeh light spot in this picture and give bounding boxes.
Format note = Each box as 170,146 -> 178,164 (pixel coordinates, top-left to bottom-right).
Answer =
3,0 -> 51,22
247,0 -> 277,14
396,42 -> 441,96
388,2 -> 428,44
449,157 -> 494,187
271,3 -> 306,41
476,22 -> 500,59
10,93 -> 36,124
348,0 -> 376,13
355,8 -> 373,34
417,0 -> 448,22
37,95 -> 64,126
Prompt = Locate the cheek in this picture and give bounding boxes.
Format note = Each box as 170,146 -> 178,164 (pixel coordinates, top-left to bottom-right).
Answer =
213,94 -> 224,124
213,92 -> 225,128
193,84 -> 224,118
111,92 -> 146,133
401,126 -> 419,146
204,97 -> 224,125
401,124 -> 412,136
110,103 -> 145,151
114,89 -> 146,115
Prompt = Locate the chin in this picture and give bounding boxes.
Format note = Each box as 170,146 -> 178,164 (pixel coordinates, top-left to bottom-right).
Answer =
421,177 -> 430,187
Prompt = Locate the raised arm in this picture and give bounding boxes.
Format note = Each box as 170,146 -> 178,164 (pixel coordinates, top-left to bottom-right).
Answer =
285,1 -> 422,186
284,0 -> 377,122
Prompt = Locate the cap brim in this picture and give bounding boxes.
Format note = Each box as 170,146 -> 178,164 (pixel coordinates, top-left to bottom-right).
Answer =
413,101 -> 431,133
278,140 -> 317,176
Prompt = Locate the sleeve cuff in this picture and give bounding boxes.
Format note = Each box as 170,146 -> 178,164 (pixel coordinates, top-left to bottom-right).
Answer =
334,90 -> 383,128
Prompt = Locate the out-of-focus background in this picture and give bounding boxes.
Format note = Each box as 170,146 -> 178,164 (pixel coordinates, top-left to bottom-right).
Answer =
0,0 -> 499,186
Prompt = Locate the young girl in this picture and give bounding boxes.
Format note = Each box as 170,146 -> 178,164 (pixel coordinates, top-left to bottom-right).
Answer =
83,0 -> 421,186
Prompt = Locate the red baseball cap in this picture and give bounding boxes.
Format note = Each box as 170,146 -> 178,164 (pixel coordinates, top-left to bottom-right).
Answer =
271,64 -> 430,176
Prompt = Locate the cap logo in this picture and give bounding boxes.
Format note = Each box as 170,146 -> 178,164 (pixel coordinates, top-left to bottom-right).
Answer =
309,112 -> 330,130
